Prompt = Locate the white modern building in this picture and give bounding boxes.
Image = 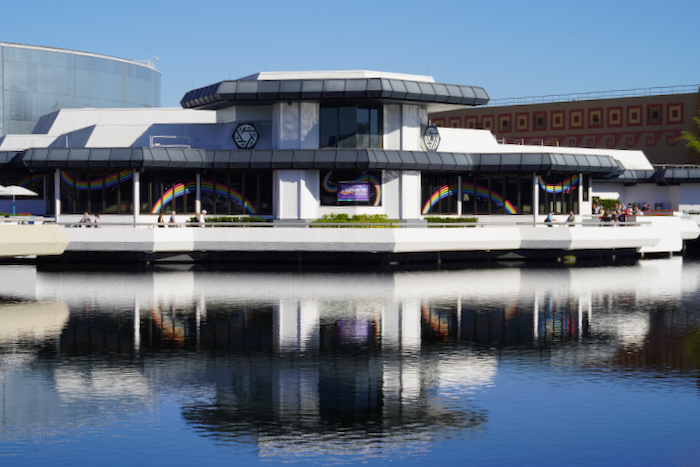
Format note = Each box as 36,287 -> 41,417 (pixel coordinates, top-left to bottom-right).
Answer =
0,70 -> 697,261
0,70 -> 645,220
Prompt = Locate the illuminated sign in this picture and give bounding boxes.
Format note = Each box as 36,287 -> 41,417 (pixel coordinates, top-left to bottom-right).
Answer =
338,182 -> 369,202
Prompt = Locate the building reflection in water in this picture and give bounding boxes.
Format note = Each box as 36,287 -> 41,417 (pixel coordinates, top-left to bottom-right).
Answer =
0,258 -> 699,458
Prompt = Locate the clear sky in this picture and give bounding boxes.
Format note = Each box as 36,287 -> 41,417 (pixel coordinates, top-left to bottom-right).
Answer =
3,0 -> 699,107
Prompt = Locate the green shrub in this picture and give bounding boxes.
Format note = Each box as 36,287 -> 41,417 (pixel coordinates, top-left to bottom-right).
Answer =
593,198 -> 619,211
312,213 -> 396,227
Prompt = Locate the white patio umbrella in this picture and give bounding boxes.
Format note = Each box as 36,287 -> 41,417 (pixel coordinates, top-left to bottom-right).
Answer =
0,185 -> 38,215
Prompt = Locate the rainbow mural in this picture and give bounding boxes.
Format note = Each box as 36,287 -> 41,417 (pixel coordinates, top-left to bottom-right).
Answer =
60,170 -> 133,190
200,179 -> 257,215
323,171 -> 381,206
151,179 -> 257,214
18,174 -> 45,188
422,182 -> 517,215
537,175 -> 579,193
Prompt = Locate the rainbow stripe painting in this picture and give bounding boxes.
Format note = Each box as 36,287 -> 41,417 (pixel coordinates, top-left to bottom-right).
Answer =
199,179 -> 256,214
537,175 -> 579,193
151,180 -> 196,214
18,174 -> 45,188
323,171 -> 381,206
422,182 -> 517,215
60,170 -> 133,190
150,179 -> 257,214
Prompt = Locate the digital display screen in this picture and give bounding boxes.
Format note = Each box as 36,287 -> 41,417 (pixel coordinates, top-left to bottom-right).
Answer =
337,182 -> 370,202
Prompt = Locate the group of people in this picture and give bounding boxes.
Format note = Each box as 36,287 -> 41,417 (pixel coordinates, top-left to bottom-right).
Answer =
157,210 -> 207,227
78,212 -> 100,227
544,210 -> 576,227
593,202 -> 645,224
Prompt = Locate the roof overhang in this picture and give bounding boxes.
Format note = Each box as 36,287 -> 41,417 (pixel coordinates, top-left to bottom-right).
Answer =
9,148 -> 623,176
180,78 -> 489,110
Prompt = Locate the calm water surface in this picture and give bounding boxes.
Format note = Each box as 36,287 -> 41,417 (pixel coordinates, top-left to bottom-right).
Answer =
1,259 -> 699,466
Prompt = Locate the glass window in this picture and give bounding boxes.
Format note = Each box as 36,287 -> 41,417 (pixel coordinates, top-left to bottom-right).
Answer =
58,170 -> 133,214
200,171 -> 272,216
141,171 -> 196,215
475,176 -> 490,215
490,176 -> 505,214
538,174 -> 580,214
421,174 -> 457,215
319,105 -> 382,149
320,170 -> 382,206
461,175 -> 475,215
320,107 -> 339,148
520,176 -> 533,214
505,176 -> 520,215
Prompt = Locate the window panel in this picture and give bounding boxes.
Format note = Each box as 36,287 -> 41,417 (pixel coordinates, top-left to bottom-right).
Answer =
320,170 -> 382,206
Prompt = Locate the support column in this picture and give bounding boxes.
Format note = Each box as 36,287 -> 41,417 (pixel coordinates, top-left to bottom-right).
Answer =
457,175 -> 462,216
532,172 -> 539,224
577,172 -> 584,217
54,169 -> 61,222
195,173 -> 201,214
132,170 -> 140,224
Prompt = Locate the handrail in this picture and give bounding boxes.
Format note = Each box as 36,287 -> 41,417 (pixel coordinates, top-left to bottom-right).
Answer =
56,221 -> 646,229
485,84 -> 700,107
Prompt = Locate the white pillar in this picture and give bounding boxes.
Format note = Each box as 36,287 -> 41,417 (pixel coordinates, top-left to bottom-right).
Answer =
195,173 -> 201,214
532,172 -> 539,223
578,172 -> 584,217
457,174 -> 463,216
133,170 -> 140,224
54,169 -> 61,222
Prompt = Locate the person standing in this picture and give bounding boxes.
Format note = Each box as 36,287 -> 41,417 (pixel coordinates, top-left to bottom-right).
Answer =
545,211 -> 556,227
566,211 -> 575,227
169,211 -> 177,226
79,212 -> 92,226
197,209 -> 207,227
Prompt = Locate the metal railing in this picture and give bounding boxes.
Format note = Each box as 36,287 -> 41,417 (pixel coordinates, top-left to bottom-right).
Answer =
56,220 -> 646,229
485,84 -> 700,108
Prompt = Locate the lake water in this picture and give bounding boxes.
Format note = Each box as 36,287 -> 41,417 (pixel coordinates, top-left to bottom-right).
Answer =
0,258 -> 699,466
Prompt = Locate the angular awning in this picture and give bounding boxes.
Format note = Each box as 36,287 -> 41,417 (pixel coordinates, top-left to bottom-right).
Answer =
7,148 -> 625,176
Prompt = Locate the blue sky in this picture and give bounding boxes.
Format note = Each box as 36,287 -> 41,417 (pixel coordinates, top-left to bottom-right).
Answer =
3,0 -> 699,107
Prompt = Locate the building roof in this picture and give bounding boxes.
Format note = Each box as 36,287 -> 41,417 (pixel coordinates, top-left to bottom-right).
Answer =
181,71 -> 489,110
6,148 -> 623,176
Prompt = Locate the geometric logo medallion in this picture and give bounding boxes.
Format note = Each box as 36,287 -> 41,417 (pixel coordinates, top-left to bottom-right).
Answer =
423,126 -> 441,151
233,123 -> 259,149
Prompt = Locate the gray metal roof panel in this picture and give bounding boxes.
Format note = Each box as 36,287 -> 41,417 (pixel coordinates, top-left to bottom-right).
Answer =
258,80 -> 281,99
250,150 -> 273,169
271,150 -> 294,168
292,150 -> 315,169
439,152 -> 457,171
279,80 -> 303,100
13,148 -> 625,176
181,77 -> 491,108
336,150 -> 358,169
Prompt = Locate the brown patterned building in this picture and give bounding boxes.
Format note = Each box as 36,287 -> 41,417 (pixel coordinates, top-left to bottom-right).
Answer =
430,87 -> 700,165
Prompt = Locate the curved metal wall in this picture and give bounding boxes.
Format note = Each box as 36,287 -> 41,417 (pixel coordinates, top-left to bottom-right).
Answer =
0,44 -> 161,136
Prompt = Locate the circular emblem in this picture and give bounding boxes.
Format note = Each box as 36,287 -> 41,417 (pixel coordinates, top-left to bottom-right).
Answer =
423,126 -> 441,151
233,123 -> 259,149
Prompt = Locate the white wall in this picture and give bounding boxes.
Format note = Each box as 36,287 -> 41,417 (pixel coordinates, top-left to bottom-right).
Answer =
273,170 -> 319,219
434,127 -> 500,152
401,105 -> 421,151
271,103 -> 320,150
383,105 -> 401,150
400,171 -> 422,219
